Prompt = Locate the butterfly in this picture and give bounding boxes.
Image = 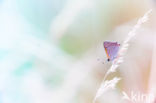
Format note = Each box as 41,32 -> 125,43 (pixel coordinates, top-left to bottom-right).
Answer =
103,41 -> 120,61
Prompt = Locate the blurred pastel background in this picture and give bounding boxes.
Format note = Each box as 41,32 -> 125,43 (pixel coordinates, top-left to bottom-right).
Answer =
0,0 -> 156,103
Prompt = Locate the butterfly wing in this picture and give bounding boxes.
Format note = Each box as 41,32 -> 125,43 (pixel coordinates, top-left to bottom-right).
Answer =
104,41 -> 120,61
106,45 -> 119,61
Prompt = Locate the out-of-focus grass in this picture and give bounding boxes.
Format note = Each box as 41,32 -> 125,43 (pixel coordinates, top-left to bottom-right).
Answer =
16,0 -> 65,33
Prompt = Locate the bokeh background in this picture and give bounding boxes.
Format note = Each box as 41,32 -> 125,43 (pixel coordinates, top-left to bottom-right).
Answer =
0,0 -> 156,103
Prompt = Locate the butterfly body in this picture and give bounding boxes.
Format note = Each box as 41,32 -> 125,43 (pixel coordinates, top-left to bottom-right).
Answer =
103,41 -> 120,61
